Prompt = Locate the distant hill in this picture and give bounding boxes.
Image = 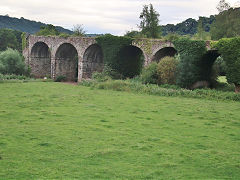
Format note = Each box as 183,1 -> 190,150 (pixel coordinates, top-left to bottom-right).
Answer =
161,16 -> 216,36
0,15 -> 72,34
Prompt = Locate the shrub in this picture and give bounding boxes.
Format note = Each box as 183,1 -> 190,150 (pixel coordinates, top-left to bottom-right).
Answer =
0,73 -> 29,80
164,33 -> 180,42
92,65 -> 122,82
92,72 -> 111,82
140,62 -> 158,84
215,37 -> 240,92
0,48 -> 28,75
157,56 -> 178,85
59,33 -> 70,38
80,79 -> 240,102
55,75 -> 67,82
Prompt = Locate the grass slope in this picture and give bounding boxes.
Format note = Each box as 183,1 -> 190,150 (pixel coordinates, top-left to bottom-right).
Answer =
0,82 -> 239,179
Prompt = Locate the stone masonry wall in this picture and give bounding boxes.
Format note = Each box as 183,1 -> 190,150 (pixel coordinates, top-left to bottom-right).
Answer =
23,35 -> 213,81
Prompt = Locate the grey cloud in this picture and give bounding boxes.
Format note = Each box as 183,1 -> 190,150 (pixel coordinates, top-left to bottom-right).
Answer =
1,0 -> 237,34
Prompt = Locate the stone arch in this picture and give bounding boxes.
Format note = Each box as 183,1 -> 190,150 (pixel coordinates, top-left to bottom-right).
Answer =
201,50 -> 221,83
117,45 -> 145,78
152,47 -> 177,63
55,43 -> 78,81
30,42 -> 51,78
82,44 -> 104,79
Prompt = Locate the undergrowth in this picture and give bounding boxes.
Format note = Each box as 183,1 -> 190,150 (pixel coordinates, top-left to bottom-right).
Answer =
79,79 -> 240,101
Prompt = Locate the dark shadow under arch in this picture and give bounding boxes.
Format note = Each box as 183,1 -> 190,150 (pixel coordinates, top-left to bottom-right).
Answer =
152,47 -> 177,63
201,50 -> 221,83
83,44 -> 104,79
117,45 -> 144,78
55,43 -> 78,81
30,42 -> 51,78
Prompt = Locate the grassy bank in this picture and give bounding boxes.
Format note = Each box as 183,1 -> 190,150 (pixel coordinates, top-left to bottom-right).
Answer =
0,82 -> 239,179
80,79 -> 240,102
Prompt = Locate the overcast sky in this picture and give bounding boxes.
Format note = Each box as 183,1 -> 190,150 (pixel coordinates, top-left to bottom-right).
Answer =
0,0 -> 239,35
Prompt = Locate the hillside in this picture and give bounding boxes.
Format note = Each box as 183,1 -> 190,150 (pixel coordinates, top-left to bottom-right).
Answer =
161,16 -> 216,36
0,15 -> 72,34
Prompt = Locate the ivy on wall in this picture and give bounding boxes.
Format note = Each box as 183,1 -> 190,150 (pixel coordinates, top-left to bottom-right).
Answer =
173,38 -> 207,88
21,32 -> 27,51
96,34 -> 144,78
215,37 -> 240,91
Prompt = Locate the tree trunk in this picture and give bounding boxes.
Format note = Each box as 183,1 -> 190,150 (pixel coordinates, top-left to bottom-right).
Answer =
235,84 -> 240,93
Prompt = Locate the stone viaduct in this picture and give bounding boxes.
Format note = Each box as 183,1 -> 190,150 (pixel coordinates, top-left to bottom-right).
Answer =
23,35 -> 212,81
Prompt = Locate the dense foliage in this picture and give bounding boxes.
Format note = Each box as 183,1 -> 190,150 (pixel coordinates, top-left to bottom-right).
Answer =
96,34 -> 136,78
161,16 -> 215,36
0,74 -> 29,80
140,62 -> 158,84
0,28 -> 22,52
36,24 -> 60,36
210,8 -> 240,40
0,48 -> 28,75
0,15 -> 72,34
215,37 -> 240,91
173,38 -> 207,88
157,56 -> 178,85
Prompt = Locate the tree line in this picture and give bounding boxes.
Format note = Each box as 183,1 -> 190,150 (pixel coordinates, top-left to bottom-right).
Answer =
125,0 -> 240,40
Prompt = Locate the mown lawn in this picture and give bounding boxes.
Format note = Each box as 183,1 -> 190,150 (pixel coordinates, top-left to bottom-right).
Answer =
0,82 -> 239,179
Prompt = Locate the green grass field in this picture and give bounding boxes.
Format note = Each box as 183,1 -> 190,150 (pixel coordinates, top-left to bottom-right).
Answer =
0,82 -> 239,179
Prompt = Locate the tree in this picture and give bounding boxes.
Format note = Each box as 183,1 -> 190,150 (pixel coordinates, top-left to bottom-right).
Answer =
217,0 -> 231,13
197,17 -> 204,40
0,29 -> 19,52
36,24 -> 60,36
210,8 -> 240,40
139,4 -> 160,38
72,24 -> 86,37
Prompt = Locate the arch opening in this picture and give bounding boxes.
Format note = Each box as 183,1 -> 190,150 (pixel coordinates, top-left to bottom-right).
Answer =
201,50 -> 223,86
152,47 -> 177,63
117,45 -> 144,78
55,43 -> 78,81
30,42 -> 51,78
82,44 -> 104,79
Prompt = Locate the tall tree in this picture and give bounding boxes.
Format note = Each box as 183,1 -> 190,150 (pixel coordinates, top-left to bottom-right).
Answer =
217,0 -> 231,13
139,4 -> 160,38
197,17 -> 204,40
210,7 -> 240,40
0,29 -> 19,52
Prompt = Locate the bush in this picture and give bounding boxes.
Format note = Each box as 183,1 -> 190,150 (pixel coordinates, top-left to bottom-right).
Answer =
55,75 -> 67,82
157,56 -> 178,85
59,33 -> 70,38
0,48 -> 28,75
140,62 -> 158,84
0,74 -> 29,80
164,33 -> 180,41
92,65 -> 122,82
92,72 -> 111,82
